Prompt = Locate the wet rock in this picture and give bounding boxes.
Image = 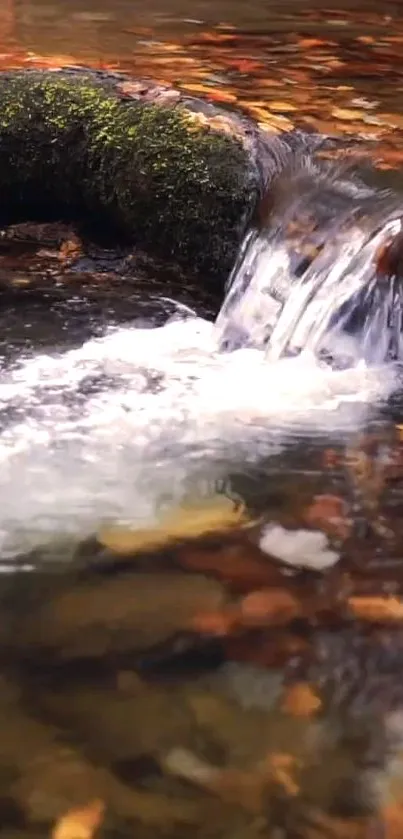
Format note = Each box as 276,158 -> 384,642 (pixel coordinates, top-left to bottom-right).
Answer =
0,69 -> 261,284
10,571 -> 229,661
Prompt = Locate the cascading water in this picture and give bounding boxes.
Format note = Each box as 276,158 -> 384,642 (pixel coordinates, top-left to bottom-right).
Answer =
215,158 -> 403,367
0,155 -> 401,562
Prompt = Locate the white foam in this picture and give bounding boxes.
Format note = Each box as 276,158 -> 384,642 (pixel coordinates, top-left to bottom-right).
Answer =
259,523 -> 340,570
0,313 -> 396,560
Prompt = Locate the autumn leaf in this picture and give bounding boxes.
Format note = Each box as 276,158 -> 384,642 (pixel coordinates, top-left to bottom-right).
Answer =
298,38 -> 332,49
348,596 -> 403,623
190,607 -> 238,636
52,800 -> 105,839
98,496 -> 248,555
331,106 -> 366,121
239,588 -> 301,627
281,682 -> 322,717
266,100 -> 297,113
203,89 -> 238,104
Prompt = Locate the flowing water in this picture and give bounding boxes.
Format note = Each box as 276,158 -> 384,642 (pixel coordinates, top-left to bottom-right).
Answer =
216,161 -> 403,365
2,2 -> 403,837
0,153 -> 401,559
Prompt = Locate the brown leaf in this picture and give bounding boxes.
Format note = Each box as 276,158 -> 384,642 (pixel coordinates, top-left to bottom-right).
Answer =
240,589 -> 301,627
52,800 -> 105,839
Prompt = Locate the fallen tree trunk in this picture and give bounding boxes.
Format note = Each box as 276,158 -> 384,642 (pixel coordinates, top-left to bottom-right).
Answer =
0,68 -> 266,284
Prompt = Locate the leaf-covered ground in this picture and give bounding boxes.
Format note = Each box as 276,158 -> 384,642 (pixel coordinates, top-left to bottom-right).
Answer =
3,1 -> 403,171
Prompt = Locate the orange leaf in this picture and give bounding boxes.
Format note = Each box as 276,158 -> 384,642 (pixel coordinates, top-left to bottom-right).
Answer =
348,596 -> 403,623
240,589 -> 301,627
331,107 -> 366,121
356,35 -> 375,44
266,100 -> 297,113
190,608 -> 237,636
298,38 -> 331,49
205,89 -> 238,104
281,682 -> 321,717
52,800 -> 105,839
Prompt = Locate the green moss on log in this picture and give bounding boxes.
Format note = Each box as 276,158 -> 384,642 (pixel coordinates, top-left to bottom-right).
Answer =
0,70 -> 259,281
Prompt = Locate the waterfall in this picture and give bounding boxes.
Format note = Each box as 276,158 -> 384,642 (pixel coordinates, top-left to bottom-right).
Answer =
215,156 -> 403,368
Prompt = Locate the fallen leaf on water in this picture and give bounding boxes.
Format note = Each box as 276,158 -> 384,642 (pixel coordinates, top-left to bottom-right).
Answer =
356,35 -> 375,44
348,596 -> 403,623
331,107 -> 366,121
257,122 -> 281,135
52,800 -> 105,839
266,100 -> 297,113
196,32 -> 238,44
281,682 -> 322,717
98,496 -> 247,555
229,59 -> 263,74
298,38 -> 333,49
204,89 -> 238,104
243,104 -> 294,131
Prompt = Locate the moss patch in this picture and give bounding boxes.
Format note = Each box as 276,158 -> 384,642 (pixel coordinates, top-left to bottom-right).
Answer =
0,70 -> 259,282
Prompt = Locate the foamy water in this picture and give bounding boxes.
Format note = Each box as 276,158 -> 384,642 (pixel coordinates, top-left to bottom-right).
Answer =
0,312 -> 397,560
215,159 -> 403,366
0,160 -> 402,560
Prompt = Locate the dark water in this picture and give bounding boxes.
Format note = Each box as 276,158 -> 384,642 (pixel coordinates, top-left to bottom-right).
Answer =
2,3 -> 403,839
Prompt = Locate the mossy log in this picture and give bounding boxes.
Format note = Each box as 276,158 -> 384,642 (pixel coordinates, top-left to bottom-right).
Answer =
0,68 -> 266,283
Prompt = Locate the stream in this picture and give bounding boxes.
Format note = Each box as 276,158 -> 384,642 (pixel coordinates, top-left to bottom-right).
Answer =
1,2 -> 403,838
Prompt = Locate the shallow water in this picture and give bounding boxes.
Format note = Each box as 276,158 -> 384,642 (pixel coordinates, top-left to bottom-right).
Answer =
2,2 -> 403,838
